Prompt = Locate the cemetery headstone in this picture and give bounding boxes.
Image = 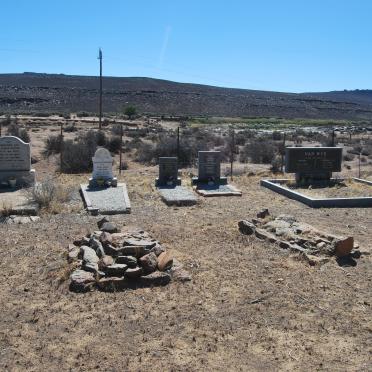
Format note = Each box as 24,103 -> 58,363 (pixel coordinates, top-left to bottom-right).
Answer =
285,147 -> 342,184
0,136 -> 35,187
156,157 -> 181,187
192,151 -> 227,185
89,147 -> 117,188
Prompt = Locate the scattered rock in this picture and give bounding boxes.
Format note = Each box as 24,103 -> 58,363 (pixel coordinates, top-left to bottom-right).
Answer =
68,247 -> 81,263
238,220 -> 256,235
151,243 -> 166,256
81,246 -> 99,272
89,237 -> 105,258
169,267 -> 192,282
105,264 -> 128,277
334,236 -> 354,257
157,251 -> 173,271
257,208 -> 270,219
139,252 -> 158,274
255,228 -> 278,243
304,254 -> 330,266
117,245 -> 151,258
124,238 -> 157,249
99,231 -> 112,246
70,269 -> 95,292
116,255 -> 137,268
97,217 -> 109,229
98,255 -> 114,270
125,267 -> 143,279
139,271 -> 171,286
100,222 -> 119,234
97,276 -> 126,290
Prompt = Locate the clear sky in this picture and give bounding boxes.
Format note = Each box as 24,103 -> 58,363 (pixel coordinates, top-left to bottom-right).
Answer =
1,0 -> 371,92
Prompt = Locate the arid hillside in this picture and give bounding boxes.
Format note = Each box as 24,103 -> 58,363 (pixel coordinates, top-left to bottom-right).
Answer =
1,73 -> 372,119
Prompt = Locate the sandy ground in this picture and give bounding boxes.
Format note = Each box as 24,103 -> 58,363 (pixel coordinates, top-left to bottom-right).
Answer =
0,123 -> 371,371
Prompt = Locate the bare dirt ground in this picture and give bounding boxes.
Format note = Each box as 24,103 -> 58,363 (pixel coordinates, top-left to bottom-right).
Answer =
0,123 -> 371,371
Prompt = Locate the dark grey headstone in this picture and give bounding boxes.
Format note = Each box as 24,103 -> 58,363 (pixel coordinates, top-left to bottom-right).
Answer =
285,147 -> 342,183
156,157 -> 181,186
192,151 -> 227,185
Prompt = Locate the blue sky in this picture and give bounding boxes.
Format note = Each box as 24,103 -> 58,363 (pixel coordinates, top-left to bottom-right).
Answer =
1,0 -> 371,92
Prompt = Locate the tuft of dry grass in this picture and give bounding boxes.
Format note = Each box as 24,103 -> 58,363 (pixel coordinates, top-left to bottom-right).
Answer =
0,201 -> 14,216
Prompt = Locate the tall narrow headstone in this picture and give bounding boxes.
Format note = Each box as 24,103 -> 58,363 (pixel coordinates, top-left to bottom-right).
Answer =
0,136 -> 35,187
192,151 -> 227,185
156,157 -> 181,186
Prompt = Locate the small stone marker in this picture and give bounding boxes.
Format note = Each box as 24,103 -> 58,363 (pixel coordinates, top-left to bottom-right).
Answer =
89,147 -> 117,188
285,147 -> 343,184
192,151 -> 227,185
156,157 -> 181,186
0,136 -> 35,187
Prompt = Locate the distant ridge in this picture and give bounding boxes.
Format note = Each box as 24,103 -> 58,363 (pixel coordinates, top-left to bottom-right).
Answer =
0,72 -> 372,119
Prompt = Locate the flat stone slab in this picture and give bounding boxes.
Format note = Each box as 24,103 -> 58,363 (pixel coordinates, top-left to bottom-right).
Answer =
194,184 -> 242,197
0,188 -> 39,215
158,186 -> 197,206
80,183 -> 131,214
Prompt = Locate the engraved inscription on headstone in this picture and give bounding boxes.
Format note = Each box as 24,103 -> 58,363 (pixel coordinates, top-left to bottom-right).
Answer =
0,136 -> 35,187
285,147 -> 342,183
92,148 -> 114,180
198,151 -> 221,182
157,157 -> 180,186
0,136 -> 31,171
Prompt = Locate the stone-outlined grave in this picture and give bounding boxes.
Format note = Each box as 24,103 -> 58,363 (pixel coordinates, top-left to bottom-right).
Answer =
0,136 -> 36,187
261,146 -> 372,207
80,147 -> 131,214
155,157 -> 197,206
192,151 -> 242,197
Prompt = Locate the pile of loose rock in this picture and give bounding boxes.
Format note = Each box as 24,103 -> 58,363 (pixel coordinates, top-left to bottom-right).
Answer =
68,217 -> 191,292
239,209 -> 361,265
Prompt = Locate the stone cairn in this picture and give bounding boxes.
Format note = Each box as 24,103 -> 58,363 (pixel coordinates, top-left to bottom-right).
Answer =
68,218 -> 191,292
239,210 -> 361,265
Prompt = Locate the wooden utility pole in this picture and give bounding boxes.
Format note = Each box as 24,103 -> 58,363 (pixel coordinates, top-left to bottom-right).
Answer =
230,129 -> 235,180
119,124 -> 123,174
98,48 -> 103,130
177,126 -> 180,160
60,122 -> 64,173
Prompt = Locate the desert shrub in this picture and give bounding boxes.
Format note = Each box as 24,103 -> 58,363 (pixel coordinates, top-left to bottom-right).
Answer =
124,106 -> 137,119
107,136 -> 122,153
361,156 -> 367,163
63,122 -> 77,132
29,178 -> 72,210
240,139 -> 277,164
43,135 -> 62,157
6,123 -> 30,143
1,114 -> 11,126
343,153 -> 355,161
272,131 -> 283,141
76,111 -> 90,117
96,130 -> 107,146
120,160 -> 129,170
270,155 -> 282,173
111,124 -> 123,136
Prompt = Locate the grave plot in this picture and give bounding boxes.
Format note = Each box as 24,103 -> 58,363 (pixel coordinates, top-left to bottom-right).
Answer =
238,210 -> 363,265
68,217 -> 191,292
261,147 -> 372,207
155,157 -> 197,206
192,151 -> 242,197
80,147 -> 131,214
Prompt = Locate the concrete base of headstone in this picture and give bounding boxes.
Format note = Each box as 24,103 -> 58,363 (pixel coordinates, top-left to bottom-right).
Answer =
88,177 -> 118,188
155,177 -> 182,187
157,186 -> 198,206
191,176 -> 228,186
0,188 -> 39,215
80,183 -> 131,214
193,183 -> 242,197
0,169 -> 35,188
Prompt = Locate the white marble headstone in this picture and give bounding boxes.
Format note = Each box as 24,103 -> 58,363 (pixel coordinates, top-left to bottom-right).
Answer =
0,136 -> 31,171
92,147 -> 114,180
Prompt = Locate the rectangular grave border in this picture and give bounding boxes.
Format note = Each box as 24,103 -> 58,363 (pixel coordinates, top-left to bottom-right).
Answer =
261,177 -> 372,208
80,183 -> 131,215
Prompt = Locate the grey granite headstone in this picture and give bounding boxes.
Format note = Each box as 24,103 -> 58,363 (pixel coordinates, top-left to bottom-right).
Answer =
0,136 -> 35,187
156,157 -> 181,186
285,147 -> 343,184
192,151 -> 227,185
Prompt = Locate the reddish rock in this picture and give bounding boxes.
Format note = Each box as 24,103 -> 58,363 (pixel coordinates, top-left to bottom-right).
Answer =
334,237 -> 354,257
157,251 -> 173,271
139,252 -> 158,274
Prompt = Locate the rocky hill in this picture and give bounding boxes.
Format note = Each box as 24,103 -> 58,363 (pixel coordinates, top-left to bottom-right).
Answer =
1,72 -> 372,120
